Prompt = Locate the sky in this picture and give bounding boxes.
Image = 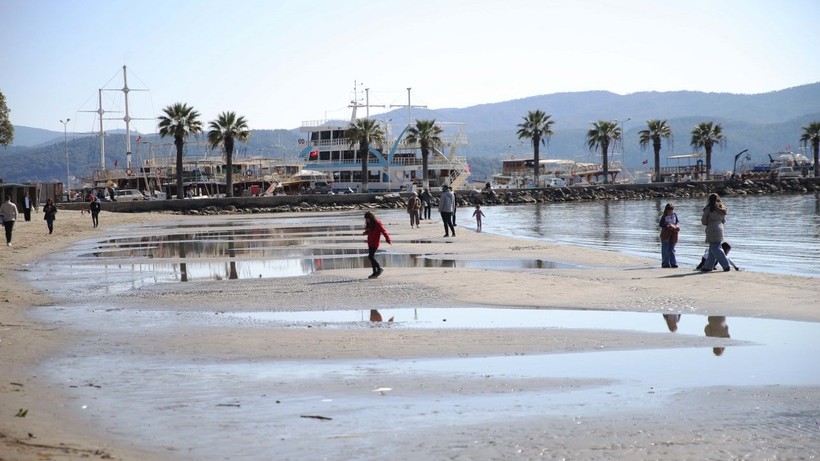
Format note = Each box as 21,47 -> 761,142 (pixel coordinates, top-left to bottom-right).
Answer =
2,0 -> 819,136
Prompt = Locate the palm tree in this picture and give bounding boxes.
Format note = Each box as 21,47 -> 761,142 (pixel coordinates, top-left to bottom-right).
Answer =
690,121 -> 726,178
405,119 -> 443,188
799,121 -> 820,178
345,118 -> 384,193
207,111 -> 250,197
586,120 -> 621,184
638,120 -> 674,183
158,103 -> 202,199
516,110 -> 555,186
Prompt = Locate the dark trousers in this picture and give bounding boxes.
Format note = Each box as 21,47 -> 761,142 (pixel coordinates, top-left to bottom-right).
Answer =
422,204 -> 431,220
24,207 -> 32,221
3,221 -> 13,243
440,212 -> 455,236
367,246 -> 381,273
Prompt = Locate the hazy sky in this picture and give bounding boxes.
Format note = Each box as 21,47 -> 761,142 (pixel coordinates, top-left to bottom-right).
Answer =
2,0 -> 818,135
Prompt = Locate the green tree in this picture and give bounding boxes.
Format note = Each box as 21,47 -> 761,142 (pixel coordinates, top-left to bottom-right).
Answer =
586,120 -> 621,184
207,111 -> 251,197
799,121 -> 820,178
345,118 -> 384,193
516,110 -> 555,186
0,90 -> 13,148
638,119 -> 674,182
405,119 -> 443,188
158,103 -> 203,199
690,121 -> 726,177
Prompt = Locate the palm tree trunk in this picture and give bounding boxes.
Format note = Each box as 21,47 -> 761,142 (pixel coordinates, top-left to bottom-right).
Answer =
175,138 -> 184,200
361,144 -> 369,193
533,137 -> 540,187
814,142 -> 819,178
226,149 -> 233,198
422,149 -> 429,188
602,141 -> 610,184
705,146 -> 713,179
653,147 -> 661,182
653,140 -> 661,183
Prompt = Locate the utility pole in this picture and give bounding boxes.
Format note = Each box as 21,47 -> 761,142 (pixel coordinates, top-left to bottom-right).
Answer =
60,118 -> 70,199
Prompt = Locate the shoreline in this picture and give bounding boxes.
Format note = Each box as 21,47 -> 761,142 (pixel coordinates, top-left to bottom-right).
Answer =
2,208 -> 819,460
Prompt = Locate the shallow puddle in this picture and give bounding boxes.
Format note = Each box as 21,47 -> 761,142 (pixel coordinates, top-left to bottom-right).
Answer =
63,220 -> 576,283
33,305 -> 820,461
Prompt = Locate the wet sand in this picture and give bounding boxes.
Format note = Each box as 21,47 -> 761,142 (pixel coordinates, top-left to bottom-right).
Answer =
1,208 -> 819,460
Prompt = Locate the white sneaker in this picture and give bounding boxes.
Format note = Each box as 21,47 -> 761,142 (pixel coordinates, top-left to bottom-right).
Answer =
6,242 -> 10,246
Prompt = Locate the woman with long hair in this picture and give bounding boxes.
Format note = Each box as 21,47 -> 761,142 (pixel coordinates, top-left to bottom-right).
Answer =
700,193 -> 730,272
363,211 -> 392,278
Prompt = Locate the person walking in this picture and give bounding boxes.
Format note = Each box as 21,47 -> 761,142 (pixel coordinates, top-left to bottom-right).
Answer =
363,211 -> 392,279
438,185 -> 456,237
658,203 -> 680,268
1,195 -> 19,246
420,188 -> 432,220
89,196 -> 102,228
701,193 -> 730,272
43,198 -> 58,234
472,205 -> 486,232
23,192 -> 35,221
407,192 -> 421,228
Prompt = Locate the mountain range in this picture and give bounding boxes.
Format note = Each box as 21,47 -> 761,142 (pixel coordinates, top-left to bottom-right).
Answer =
3,83 -> 819,184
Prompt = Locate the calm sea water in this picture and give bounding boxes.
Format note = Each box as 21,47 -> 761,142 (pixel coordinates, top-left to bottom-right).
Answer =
470,193 -> 820,278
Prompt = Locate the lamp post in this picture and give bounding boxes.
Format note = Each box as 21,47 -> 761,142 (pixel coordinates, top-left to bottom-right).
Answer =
60,118 -> 70,200
617,117 -> 630,162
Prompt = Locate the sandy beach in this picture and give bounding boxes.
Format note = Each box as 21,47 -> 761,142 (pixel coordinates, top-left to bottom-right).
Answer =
1,206 -> 819,460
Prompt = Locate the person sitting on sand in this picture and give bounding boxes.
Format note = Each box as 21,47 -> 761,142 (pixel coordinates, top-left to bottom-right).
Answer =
696,242 -> 739,271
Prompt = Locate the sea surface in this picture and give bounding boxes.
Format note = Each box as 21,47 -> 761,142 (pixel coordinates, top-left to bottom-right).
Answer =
469,193 -> 820,278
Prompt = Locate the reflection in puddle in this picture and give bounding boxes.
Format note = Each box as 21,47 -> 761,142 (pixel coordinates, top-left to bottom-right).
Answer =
68,222 -> 576,283
74,255 -> 575,283
222,308 -> 820,380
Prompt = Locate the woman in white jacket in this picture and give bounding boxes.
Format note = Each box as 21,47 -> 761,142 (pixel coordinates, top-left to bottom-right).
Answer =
700,193 -> 730,272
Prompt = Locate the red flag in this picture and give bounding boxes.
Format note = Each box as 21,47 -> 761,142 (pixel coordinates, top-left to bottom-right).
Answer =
642,159 -> 648,164
136,135 -> 141,143
114,159 -> 118,167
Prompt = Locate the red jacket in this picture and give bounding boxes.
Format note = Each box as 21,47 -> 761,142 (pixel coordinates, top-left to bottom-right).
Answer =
364,219 -> 391,248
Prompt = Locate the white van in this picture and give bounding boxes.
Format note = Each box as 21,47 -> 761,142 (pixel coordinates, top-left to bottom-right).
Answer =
546,177 -> 566,187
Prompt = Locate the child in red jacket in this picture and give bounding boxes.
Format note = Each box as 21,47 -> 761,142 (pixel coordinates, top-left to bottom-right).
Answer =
363,211 -> 392,278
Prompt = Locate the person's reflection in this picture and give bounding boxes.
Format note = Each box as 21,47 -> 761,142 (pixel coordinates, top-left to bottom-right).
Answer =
369,309 -> 393,323
663,314 -> 681,332
704,316 -> 730,356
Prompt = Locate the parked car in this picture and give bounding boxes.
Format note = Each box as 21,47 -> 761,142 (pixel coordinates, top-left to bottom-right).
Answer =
116,189 -> 147,201
776,167 -> 802,178
546,177 -> 567,187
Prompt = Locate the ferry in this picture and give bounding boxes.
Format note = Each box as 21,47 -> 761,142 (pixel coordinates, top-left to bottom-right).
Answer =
295,91 -> 471,193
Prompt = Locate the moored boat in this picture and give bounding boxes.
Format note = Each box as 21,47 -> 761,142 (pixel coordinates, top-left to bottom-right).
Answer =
296,89 -> 471,193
